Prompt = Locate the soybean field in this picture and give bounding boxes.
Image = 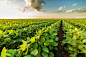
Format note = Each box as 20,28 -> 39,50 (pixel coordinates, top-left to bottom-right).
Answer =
0,19 -> 86,57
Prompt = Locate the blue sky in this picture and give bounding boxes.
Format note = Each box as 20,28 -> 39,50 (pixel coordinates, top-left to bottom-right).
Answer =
42,0 -> 86,12
0,0 -> 86,19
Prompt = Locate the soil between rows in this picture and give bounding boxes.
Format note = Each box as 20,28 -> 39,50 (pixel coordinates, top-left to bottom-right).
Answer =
54,20 -> 69,57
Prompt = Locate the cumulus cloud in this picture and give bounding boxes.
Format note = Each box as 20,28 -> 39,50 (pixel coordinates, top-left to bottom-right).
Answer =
72,3 -> 78,6
24,0 -> 46,11
50,11 -> 55,13
0,0 -> 46,13
57,10 -> 65,13
58,7 -> 63,10
66,10 -> 75,13
66,8 -> 86,13
57,6 -> 65,13
57,6 -> 66,11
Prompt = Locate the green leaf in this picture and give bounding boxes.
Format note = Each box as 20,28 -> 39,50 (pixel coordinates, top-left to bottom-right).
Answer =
68,47 -> 73,51
44,40 -> 49,46
46,36 -> 49,40
27,37 -> 30,41
25,48 -> 28,55
78,45 -> 83,49
1,47 -> 6,57
38,47 -> 41,53
31,49 -> 38,56
55,37 -> 59,41
49,45 -> 53,50
52,42 -> 58,46
42,47 -> 49,53
16,33 -> 18,36
39,41 -> 43,46
40,37 -> 45,43
31,37 -> 35,43
42,52 -> 48,57
33,43 -> 38,49
10,33 -> 14,36
53,32 -> 57,35
49,39 -> 53,42
66,33 -> 70,37
50,35 -> 54,38
49,31 -> 53,34
38,30 -> 42,35
0,34 -> 2,38
83,50 -> 86,53
36,54 -> 42,57
7,30 -> 14,34
4,38 -> 11,41
20,40 -> 27,51
0,41 -> 6,45
6,53 -> 11,56
0,30 -> 3,34
82,39 -> 86,43
70,54 -> 76,57
43,33 -> 49,36
61,40 -> 67,45
54,47 -> 58,50
24,55 -> 31,57
6,49 -> 16,56
49,52 -> 54,57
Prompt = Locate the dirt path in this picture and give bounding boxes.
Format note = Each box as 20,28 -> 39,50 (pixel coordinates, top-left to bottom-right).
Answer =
54,20 -> 69,57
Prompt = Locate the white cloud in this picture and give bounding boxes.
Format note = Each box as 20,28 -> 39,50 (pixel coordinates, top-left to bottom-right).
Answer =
0,0 -> 46,13
72,3 -> 78,6
57,6 -> 65,11
0,1 -> 43,18
58,7 -> 63,10
66,8 -> 86,13
57,10 -> 65,13
24,0 -> 46,11
0,0 -> 28,12
66,10 -> 75,13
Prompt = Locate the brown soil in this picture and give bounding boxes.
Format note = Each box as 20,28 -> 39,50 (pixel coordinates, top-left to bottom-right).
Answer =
54,20 -> 69,57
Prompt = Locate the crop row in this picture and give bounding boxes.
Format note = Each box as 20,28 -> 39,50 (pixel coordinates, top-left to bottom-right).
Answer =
0,20 -> 57,31
0,19 -> 86,57
62,20 -> 86,57
65,20 -> 86,30
0,20 -> 61,57
0,20 -> 58,50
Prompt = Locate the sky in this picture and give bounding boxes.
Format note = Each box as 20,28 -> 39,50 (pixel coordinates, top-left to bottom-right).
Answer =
0,0 -> 86,19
